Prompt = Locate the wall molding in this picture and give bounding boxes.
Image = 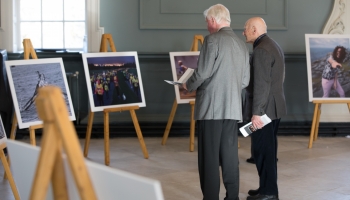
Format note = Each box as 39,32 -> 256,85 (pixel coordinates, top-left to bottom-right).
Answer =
159,0 -> 267,15
140,0 -> 288,30
323,0 -> 347,34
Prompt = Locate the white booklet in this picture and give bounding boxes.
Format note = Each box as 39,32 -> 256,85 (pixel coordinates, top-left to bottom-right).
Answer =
164,68 -> 194,85
239,114 -> 272,137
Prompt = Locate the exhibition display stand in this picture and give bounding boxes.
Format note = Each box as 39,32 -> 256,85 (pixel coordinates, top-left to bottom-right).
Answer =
308,100 -> 350,148
30,86 -> 97,200
83,34 -> 149,166
10,39 -> 42,145
161,35 -> 203,152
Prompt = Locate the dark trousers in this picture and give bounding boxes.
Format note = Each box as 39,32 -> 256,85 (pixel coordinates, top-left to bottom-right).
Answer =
252,118 -> 280,195
250,136 -> 254,159
197,120 -> 239,200
250,129 -> 279,160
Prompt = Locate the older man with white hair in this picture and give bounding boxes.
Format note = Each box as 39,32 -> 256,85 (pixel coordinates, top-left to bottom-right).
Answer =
183,4 -> 250,200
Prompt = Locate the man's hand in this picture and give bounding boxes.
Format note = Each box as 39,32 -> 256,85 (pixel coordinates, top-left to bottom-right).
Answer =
182,82 -> 188,90
251,115 -> 264,129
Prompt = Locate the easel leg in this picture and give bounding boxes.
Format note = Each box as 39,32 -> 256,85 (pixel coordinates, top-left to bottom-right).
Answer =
189,102 -> 195,152
308,103 -> 320,148
0,150 -> 20,200
3,161 -> 8,179
10,114 -> 17,140
130,110 -> 149,159
51,145 -> 68,199
5,116 -> 14,177
314,104 -> 321,141
34,86 -> 98,199
30,124 -> 60,200
29,127 -> 36,146
104,111 -> 110,166
84,111 -> 94,157
162,99 -> 178,145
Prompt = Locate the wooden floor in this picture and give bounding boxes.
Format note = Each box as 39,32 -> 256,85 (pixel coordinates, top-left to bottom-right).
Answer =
1,135 -> 350,200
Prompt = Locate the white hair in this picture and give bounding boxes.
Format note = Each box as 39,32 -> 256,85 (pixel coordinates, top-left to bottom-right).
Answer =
203,4 -> 231,24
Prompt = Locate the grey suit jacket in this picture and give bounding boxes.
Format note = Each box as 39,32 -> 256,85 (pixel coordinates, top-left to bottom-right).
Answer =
186,27 -> 250,120
243,35 -> 287,121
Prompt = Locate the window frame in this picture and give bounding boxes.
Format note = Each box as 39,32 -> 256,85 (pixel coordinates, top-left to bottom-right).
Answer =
16,0 -> 87,51
5,0 -> 103,53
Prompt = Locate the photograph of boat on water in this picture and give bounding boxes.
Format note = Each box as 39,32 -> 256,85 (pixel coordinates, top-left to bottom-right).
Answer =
5,58 -> 75,129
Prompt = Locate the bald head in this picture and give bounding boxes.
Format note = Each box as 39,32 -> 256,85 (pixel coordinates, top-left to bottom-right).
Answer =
246,17 -> 267,34
242,17 -> 267,44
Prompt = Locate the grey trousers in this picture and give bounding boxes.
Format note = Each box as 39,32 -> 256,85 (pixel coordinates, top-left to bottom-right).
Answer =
197,120 -> 239,200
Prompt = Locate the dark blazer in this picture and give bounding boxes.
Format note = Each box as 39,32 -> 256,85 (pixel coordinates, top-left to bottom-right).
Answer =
186,27 -> 250,121
243,35 -> 287,121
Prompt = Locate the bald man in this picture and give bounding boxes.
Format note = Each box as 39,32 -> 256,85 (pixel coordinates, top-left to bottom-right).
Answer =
242,17 -> 286,200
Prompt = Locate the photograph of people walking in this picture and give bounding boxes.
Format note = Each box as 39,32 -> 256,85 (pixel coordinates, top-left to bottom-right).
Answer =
82,52 -> 145,112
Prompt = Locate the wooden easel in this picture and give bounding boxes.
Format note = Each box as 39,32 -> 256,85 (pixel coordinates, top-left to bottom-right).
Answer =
99,33 -> 117,52
0,142 -> 20,200
308,100 -> 350,148
30,86 -> 97,200
190,35 -> 204,51
161,35 -> 204,152
10,39 -> 43,146
84,33 -> 149,166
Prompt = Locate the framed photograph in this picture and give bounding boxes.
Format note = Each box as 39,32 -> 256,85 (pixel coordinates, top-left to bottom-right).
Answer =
169,51 -> 199,104
82,52 -> 146,112
5,58 -> 76,129
305,34 -> 350,101
0,115 -> 7,147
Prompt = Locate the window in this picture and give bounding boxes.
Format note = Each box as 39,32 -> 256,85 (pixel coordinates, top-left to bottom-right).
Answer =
17,0 -> 86,51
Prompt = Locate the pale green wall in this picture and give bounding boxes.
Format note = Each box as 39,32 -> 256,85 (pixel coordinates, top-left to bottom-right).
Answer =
100,0 -> 333,53
97,0 -> 336,123
3,1 -> 337,125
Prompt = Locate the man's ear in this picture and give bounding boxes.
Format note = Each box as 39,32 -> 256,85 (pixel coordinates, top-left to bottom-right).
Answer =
252,26 -> 256,33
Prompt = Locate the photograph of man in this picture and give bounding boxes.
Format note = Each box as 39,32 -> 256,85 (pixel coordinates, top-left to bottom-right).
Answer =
183,4 -> 250,200
95,79 -> 104,106
174,55 -> 198,99
178,60 -> 188,75
242,17 -> 287,200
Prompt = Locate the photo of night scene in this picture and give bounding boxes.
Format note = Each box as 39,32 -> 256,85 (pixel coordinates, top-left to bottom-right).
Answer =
82,52 -> 146,112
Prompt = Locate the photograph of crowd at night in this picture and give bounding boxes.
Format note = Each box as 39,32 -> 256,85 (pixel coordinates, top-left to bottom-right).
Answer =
82,52 -> 145,112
